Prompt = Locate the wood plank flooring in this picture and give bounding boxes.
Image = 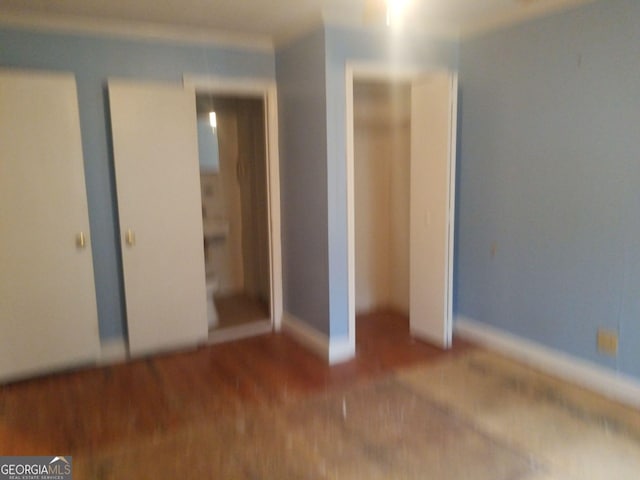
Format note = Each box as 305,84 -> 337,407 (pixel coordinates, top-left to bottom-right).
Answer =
3,313 -> 639,479
213,293 -> 269,329
0,311 -> 473,456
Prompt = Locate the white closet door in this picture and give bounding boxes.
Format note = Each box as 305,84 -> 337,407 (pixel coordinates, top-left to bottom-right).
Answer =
108,80 -> 207,357
409,73 -> 457,348
0,69 -> 100,382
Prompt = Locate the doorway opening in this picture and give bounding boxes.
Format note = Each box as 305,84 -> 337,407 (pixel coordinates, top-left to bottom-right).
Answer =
187,75 -> 282,345
346,66 -> 458,354
196,94 -> 270,341
353,79 -> 411,328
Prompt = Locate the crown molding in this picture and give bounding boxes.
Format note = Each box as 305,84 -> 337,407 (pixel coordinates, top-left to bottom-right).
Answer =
0,0 -> 598,52
273,9 -> 459,51
0,10 -> 274,52
459,0 -> 596,39
322,13 -> 460,42
321,0 -> 596,42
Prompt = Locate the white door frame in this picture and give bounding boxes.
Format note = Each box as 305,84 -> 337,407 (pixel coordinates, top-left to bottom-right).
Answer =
183,74 -> 283,331
345,62 -> 457,352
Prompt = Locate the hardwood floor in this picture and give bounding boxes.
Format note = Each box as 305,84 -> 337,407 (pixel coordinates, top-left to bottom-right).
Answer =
3,313 -> 638,479
354,310 -> 473,372
213,293 -> 269,329
0,313 -> 640,480
0,311 -> 473,456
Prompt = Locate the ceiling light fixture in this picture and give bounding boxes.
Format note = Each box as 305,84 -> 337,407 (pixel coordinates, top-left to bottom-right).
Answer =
209,111 -> 217,130
386,0 -> 410,26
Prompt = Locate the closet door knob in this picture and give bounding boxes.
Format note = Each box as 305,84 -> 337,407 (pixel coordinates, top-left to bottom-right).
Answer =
76,232 -> 87,249
125,229 -> 136,246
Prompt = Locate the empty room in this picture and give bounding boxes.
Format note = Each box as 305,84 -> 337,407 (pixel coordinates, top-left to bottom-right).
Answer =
1,0 -> 639,478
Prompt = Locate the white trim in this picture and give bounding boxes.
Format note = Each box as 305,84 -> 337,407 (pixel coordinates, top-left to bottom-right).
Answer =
0,0 -> 594,50
282,312 -> 355,365
455,316 -> 640,409
329,337 -> 355,364
321,0 -> 594,41
459,0 -> 595,39
98,337 -> 128,365
322,16 -> 459,41
346,63 -> 433,83
0,11 -> 273,51
266,86 -> 284,332
345,65 -> 357,356
282,312 -> 327,359
208,320 -> 272,344
444,73 -> 458,347
184,75 -> 273,97
345,62 -> 457,354
183,74 -> 283,334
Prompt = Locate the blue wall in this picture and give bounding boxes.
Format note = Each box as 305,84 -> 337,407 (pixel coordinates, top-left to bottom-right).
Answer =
6,1 -> 635,381
0,27 -> 274,341
457,0 -> 640,379
275,25 -> 457,339
324,25 -> 457,339
276,28 -> 331,334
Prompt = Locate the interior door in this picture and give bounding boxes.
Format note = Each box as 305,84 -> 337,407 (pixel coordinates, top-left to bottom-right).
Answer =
0,69 -> 100,381
108,79 -> 207,357
409,72 -> 457,348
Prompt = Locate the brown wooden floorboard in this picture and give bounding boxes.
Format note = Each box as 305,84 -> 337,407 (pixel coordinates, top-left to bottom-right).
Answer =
0,311 -> 474,455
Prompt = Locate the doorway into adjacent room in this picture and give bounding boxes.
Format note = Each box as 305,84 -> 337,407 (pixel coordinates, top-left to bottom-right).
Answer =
188,75 -> 282,344
196,94 -> 270,340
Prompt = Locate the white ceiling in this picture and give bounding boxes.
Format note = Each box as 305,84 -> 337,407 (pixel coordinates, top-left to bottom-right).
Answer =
0,0 -> 594,46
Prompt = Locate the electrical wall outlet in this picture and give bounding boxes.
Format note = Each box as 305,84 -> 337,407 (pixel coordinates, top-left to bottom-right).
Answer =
597,328 -> 618,357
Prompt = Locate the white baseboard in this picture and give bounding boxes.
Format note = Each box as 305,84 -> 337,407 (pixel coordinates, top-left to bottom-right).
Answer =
455,316 -> 640,409
282,312 -> 355,365
99,337 -> 128,365
208,319 -> 272,344
329,336 -> 355,364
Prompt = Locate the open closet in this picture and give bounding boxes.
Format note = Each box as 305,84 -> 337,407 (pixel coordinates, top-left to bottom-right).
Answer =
354,80 -> 410,315
348,70 -> 458,350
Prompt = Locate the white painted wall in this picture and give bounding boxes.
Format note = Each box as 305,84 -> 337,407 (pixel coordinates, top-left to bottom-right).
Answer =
354,123 -> 391,310
388,124 -> 410,311
354,81 -> 410,314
